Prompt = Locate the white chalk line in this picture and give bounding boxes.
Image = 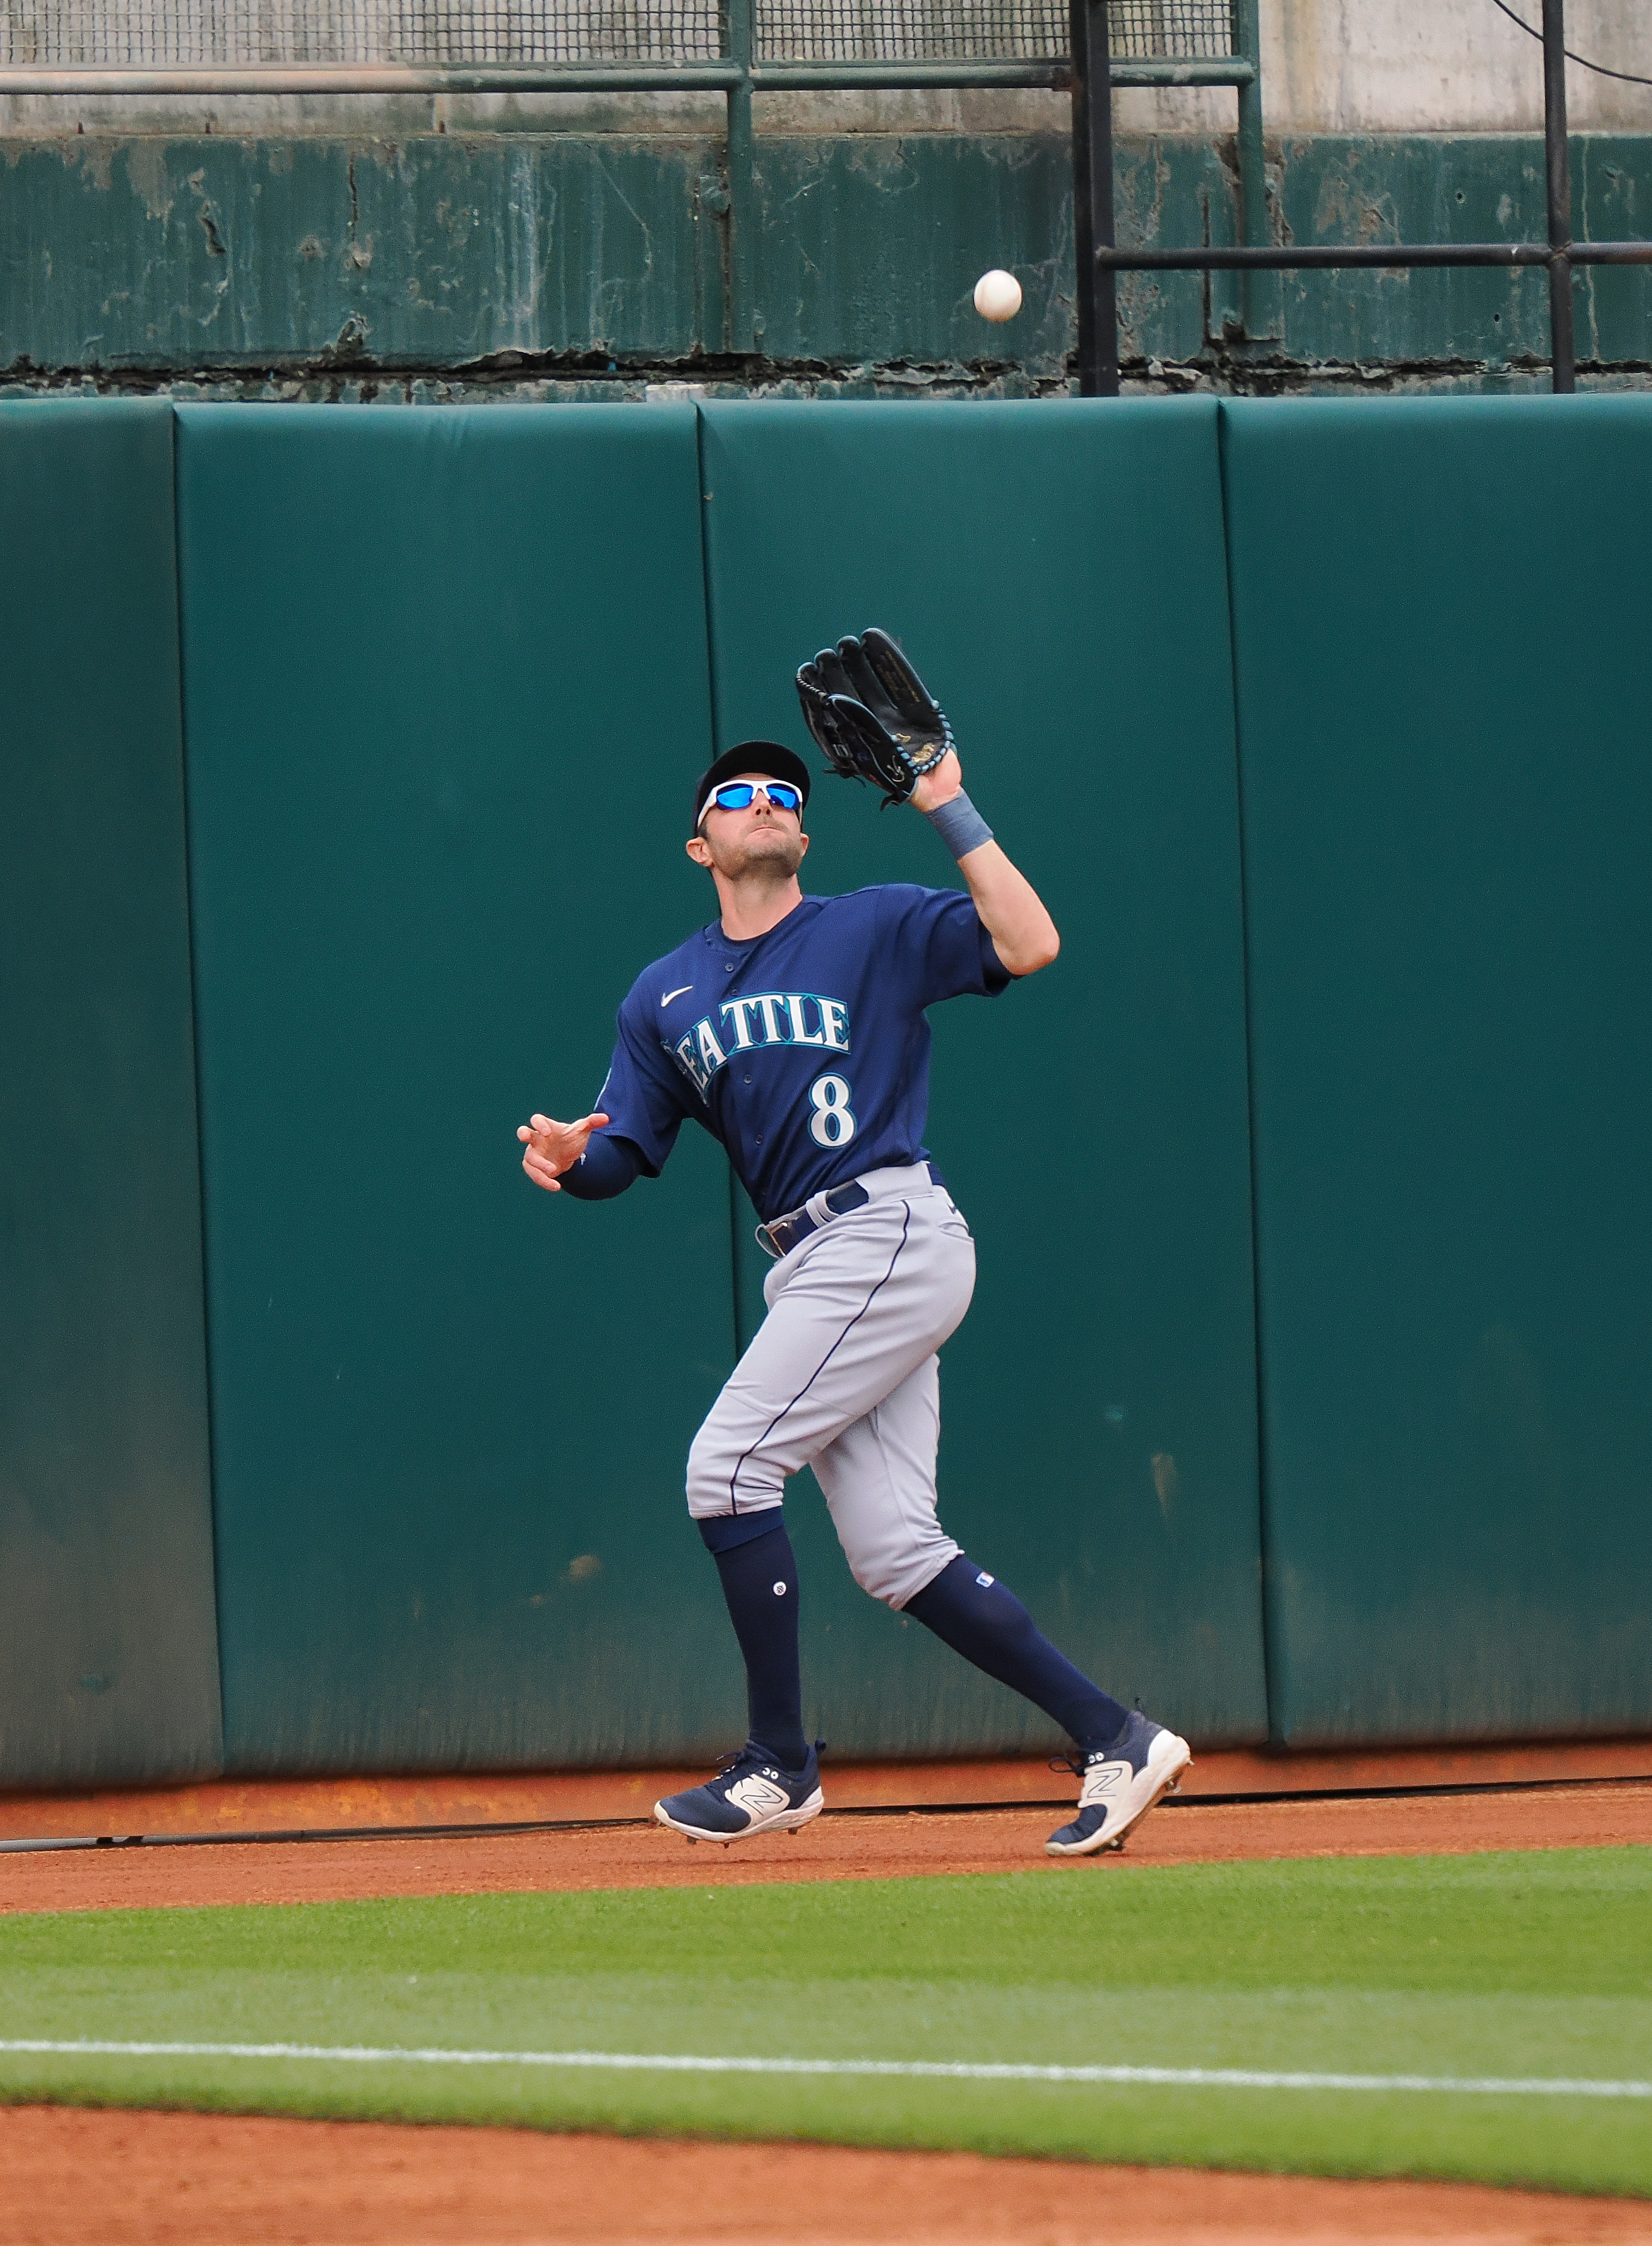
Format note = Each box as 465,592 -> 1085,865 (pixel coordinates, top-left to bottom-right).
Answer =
0,2041 -> 1647,2098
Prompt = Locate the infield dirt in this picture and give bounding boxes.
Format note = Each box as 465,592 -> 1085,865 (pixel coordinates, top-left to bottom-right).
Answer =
4,2105 -> 1650,2245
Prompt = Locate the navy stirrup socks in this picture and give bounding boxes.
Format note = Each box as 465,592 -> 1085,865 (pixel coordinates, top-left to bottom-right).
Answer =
905,1554 -> 1129,1752
699,1516 -> 808,1771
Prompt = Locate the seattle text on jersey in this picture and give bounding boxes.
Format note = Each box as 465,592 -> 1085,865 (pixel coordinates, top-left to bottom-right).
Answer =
668,991 -> 852,1097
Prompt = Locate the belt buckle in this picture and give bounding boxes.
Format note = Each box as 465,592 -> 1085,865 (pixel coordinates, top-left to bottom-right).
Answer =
757,1180 -> 866,1263
757,1192 -> 823,1260
755,1215 -> 794,1260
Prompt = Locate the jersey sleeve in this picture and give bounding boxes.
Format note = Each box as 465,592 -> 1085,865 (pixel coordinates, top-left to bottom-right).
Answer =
877,882 -> 1015,1007
558,1132 -> 641,1200
590,993 -> 698,1177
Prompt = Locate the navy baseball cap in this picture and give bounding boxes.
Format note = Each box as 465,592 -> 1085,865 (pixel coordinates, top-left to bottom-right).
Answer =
691,741 -> 812,835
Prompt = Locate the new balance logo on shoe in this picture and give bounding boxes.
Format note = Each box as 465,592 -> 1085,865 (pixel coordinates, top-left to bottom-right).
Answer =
726,1773 -> 791,1818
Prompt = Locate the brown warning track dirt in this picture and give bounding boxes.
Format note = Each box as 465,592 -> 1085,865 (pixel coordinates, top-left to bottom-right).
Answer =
6,1737 -> 1651,1847
3,1781 -> 1648,1917
4,2106 -> 1649,2245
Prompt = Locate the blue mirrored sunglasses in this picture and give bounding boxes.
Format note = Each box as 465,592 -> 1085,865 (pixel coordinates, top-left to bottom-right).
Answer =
711,780 -> 803,814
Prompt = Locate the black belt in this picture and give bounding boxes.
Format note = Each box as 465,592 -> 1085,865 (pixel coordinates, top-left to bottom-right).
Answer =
755,1164 -> 942,1262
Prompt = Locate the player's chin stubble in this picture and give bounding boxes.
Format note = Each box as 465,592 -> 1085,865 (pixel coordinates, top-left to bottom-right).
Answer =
722,827 -> 805,880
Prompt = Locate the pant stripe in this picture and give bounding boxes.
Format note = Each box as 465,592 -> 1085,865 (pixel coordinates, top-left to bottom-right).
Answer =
727,1202 -> 914,1513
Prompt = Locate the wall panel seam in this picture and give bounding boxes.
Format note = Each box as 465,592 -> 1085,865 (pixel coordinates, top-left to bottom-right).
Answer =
167,401 -> 230,1779
694,402 -> 755,1365
1214,399 -> 1282,1749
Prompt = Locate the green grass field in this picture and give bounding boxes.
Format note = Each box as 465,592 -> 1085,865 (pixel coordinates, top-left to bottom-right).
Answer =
2,1847 -> 1648,2196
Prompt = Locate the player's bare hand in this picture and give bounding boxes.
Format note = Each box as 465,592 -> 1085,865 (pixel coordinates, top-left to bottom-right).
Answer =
910,749 -> 963,814
517,1111 -> 610,1192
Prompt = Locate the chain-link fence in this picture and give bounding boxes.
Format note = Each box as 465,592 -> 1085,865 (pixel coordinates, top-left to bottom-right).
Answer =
757,0 -> 1066,64
0,0 -> 1236,68
0,0 -> 723,63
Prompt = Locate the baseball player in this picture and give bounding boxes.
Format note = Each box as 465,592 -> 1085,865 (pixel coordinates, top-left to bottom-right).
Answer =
518,631 -> 1190,1857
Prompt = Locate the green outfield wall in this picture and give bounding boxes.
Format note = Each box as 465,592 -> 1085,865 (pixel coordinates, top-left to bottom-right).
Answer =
697,399 -> 1265,1755
1223,393 -> 1652,1746
0,401 -> 222,1788
175,403 -> 742,1773
3,392 -> 1650,1786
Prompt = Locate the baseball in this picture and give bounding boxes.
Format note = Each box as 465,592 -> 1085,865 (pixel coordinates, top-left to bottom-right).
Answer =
972,268 -> 1023,323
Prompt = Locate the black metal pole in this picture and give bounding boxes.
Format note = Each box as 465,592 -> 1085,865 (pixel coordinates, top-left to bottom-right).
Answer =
1090,242 -> 1652,269
1070,0 -> 1117,396
1090,242 -> 1652,271
1542,0 -> 1576,392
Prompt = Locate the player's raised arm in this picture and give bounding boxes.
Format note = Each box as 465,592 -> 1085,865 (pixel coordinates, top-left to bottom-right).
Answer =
794,628 -> 1058,977
517,1110 -> 609,1191
910,750 -> 1058,977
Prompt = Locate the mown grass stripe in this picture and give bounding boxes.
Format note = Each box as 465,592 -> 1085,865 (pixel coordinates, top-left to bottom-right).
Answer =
1,2041 -> 1648,2098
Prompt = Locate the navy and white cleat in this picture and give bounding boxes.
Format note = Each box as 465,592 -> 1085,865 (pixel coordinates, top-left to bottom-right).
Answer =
1045,1711 -> 1191,1858
655,1743 -> 824,1845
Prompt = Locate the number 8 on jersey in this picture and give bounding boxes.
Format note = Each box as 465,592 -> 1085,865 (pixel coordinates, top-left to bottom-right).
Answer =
808,1072 -> 857,1147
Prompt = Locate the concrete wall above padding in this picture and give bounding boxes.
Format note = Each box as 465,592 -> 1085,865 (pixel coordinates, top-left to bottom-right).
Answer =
4,133 -> 1648,399
0,400 -> 223,1788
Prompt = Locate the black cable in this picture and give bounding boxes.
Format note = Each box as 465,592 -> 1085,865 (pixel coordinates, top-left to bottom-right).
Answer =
1488,0 -> 1652,88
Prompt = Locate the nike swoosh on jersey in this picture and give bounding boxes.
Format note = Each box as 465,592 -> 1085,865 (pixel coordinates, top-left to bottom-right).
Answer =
660,984 -> 695,1007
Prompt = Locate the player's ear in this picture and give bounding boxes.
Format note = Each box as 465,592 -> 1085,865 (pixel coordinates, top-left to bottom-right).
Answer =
686,833 -> 713,869
796,830 -> 809,860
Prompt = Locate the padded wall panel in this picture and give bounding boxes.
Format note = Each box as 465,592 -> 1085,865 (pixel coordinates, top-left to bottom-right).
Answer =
1225,394 -> 1652,1744
699,399 -> 1265,1755
177,405 -> 743,1774
0,400 -> 222,1787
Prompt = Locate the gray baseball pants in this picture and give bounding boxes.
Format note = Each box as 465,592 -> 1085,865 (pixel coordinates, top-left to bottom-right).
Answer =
685,1164 -> 976,1609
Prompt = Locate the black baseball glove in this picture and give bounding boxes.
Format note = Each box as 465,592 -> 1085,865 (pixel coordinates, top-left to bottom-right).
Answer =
795,628 -> 955,807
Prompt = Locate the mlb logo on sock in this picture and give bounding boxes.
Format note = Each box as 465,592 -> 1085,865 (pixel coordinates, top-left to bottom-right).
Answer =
976,1571 -> 994,1586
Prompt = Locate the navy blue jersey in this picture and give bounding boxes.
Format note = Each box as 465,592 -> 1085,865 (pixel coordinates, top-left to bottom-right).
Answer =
592,885 -> 1011,1221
